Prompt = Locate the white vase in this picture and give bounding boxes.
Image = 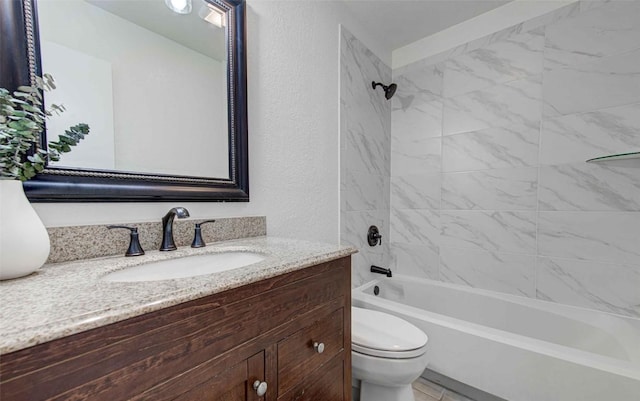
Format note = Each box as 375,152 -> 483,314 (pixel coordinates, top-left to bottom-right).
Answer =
0,180 -> 50,280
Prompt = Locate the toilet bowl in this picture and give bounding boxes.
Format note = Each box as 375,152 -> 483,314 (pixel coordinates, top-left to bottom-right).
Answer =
352,306 -> 429,401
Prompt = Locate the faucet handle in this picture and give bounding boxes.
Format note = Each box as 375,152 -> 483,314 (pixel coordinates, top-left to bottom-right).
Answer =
107,225 -> 145,257
191,220 -> 216,248
367,225 -> 382,246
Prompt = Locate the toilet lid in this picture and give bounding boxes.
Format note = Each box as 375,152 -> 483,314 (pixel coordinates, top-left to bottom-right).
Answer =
352,307 -> 428,359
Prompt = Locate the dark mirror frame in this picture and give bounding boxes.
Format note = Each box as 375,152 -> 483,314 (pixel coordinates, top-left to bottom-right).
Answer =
0,0 -> 249,202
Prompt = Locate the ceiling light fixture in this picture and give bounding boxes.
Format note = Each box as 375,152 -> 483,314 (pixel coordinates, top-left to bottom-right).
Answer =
199,4 -> 225,28
165,0 -> 192,14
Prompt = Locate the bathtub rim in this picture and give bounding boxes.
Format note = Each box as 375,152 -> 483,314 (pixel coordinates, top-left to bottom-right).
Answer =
352,275 -> 640,381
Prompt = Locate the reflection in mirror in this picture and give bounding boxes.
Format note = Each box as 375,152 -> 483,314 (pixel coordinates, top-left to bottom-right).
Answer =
36,0 -> 229,178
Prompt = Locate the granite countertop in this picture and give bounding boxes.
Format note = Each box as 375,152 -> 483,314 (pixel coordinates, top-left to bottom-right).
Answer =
0,236 -> 357,355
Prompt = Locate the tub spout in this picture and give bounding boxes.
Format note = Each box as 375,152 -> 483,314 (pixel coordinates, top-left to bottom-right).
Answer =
371,265 -> 392,277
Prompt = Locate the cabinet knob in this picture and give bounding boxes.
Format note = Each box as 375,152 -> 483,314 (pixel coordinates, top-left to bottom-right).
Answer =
313,341 -> 325,354
253,380 -> 267,397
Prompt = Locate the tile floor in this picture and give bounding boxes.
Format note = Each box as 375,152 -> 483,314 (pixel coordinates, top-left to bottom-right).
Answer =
412,377 -> 475,401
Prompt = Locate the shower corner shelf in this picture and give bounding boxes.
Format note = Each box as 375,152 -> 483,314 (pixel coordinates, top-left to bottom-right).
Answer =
586,151 -> 640,165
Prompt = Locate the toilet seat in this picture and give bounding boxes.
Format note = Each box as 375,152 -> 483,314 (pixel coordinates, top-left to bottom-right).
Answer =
353,342 -> 428,359
352,307 -> 428,359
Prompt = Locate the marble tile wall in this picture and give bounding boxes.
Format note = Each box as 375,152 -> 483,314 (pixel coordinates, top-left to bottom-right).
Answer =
340,27 -> 392,287
389,0 -> 640,318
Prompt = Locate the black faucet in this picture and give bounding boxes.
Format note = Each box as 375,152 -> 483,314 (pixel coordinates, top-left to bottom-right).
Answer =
160,207 -> 190,251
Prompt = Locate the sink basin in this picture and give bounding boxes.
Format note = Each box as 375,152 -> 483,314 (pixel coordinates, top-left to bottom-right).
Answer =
103,252 -> 265,282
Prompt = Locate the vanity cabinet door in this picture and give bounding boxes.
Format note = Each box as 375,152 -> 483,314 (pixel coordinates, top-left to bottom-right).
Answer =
141,351 -> 266,401
277,354 -> 345,401
173,359 -> 248,401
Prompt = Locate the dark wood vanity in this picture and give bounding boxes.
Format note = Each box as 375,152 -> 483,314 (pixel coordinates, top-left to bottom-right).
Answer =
0,257 -> 351,401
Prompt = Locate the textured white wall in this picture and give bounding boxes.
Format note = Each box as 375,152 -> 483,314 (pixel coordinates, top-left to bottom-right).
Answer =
33,0 -> 391,246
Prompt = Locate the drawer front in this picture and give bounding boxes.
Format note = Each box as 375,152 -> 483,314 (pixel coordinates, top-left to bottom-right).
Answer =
277,307 -> 344,395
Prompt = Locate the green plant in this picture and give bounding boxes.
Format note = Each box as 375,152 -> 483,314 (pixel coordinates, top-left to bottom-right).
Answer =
0,74 -> 89,181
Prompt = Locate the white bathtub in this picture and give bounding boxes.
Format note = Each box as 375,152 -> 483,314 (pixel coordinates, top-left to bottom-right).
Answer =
352,275 -> 640,401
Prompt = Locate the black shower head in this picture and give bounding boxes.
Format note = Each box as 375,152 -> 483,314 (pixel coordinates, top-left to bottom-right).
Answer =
385,83 -> 397,99
372,81 -> 397,100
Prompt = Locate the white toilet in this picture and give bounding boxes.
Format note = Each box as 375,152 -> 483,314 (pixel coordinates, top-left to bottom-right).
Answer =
352,306 -> 429,401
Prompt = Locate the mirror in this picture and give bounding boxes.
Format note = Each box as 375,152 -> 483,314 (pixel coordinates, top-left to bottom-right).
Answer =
39,0 -> 229,178
0,0 -> 248,201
